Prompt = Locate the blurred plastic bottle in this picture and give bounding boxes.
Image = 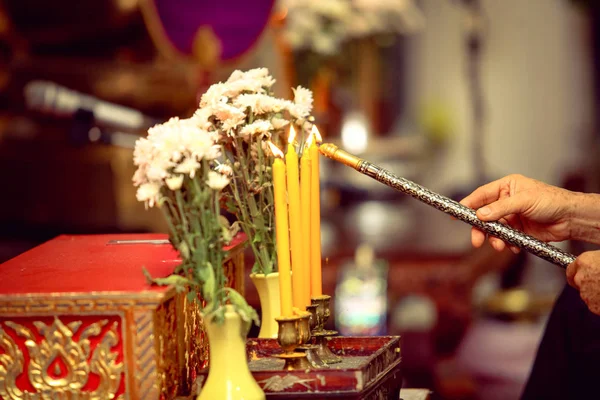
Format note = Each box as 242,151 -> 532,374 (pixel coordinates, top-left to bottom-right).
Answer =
335,244 -> 388,336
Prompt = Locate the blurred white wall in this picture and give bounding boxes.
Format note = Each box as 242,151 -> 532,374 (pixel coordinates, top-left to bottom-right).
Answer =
405,0 -> 594,193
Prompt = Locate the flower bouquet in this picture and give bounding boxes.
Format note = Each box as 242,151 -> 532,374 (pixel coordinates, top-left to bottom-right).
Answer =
133,68 -> 316,397
193,68 -> 315,337
133,116 -> 265,399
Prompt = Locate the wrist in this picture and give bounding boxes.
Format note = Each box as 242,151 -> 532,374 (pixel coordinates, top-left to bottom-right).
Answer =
569,192 -> 600,244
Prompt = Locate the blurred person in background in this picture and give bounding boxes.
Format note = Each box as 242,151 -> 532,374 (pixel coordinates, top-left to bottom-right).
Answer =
461,174 -> 600,399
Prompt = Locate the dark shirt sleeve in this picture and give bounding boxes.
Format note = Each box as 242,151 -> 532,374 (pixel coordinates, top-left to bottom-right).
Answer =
521,284 -> 600,399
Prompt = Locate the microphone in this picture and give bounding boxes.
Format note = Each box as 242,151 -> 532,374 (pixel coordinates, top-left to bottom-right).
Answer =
24,80 -> 160,132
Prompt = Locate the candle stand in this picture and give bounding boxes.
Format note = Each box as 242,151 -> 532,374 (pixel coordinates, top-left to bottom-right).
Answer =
274,314 -> 311,370
199,294 -> 403,399
297,305 -> 328,368
311,294 -> 342,364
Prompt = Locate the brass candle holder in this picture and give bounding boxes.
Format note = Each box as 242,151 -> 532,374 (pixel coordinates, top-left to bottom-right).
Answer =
274,315 -> 311,370
311,294 -> 342,364
296,308 -> 328,368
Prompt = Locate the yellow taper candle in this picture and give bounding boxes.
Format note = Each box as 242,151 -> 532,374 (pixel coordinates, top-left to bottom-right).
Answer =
286,126 -> 306,310
309,126 -> 323,297
300,140 -> 312,307
267,142 -> 293,317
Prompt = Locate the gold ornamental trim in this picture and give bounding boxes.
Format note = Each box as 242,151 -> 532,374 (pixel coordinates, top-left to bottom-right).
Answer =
0,317 -> 125,400
0,289 -> 177,316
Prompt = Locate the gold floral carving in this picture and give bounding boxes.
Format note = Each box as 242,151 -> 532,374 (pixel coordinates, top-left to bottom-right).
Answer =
0,317 -> 124,400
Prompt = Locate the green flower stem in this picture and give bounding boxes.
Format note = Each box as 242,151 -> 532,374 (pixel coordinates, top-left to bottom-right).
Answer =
175,191 -> 189,235
228,153 -> 268,273
226,140 -> 272,274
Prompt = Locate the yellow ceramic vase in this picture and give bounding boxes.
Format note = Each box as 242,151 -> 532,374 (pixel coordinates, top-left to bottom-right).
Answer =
250,272 -> 281,339
197,305 -> 265,400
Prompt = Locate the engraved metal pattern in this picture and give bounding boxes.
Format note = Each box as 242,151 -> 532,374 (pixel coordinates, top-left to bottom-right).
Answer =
357,161 -> 576,269
0,317 -> 124,400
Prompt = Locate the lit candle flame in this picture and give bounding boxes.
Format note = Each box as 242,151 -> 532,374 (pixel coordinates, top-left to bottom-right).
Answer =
311,125 -> 322,144
267,141 -> 284,158
305,130 -> 314,147
288,125 -> 297,144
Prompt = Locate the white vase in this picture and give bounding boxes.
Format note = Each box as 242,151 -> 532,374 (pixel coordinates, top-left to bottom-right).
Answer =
250,272 -> 281,339
197,305 -> 265,400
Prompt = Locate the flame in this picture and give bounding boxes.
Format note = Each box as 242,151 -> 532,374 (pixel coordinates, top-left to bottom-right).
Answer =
311,125 -> 322,144
305,131 -> 314,147
267,141 -> 284,158
288,125 -> 296,144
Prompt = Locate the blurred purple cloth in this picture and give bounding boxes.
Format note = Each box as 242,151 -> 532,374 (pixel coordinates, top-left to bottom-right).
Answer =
153,0 -> 275,60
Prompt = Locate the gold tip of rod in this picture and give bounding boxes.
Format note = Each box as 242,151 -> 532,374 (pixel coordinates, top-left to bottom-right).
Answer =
318,143 -> 362,169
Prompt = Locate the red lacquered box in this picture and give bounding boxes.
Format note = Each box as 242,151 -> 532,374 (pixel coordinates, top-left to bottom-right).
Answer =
0,233 -> 246,400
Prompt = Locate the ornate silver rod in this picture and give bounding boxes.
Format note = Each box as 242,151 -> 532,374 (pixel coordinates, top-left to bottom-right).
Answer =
319,143 -> 576,269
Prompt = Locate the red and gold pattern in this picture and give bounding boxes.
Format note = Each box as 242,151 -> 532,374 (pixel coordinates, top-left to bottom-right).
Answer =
0,233 -> 246,400
0,316 -> 124,399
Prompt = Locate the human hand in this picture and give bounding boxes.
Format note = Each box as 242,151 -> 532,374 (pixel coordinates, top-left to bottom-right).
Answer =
567,250 -> 600,316
460,174 -> 574,252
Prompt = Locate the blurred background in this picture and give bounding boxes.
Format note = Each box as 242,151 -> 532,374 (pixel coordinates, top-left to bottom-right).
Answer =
0,0 -> 598,399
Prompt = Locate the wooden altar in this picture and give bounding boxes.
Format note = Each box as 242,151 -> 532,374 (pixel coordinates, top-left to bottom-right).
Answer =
0,233 -> 246,400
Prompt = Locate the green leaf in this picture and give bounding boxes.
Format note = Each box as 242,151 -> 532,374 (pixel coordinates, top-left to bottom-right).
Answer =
227,289 -> 260,327
142,267 -> 153,284
201,263 -> 215,303
187,290 -> 198,303
211,308 -> 225,325
251,261 -> 261,274
152,275 -> 193,293
178,241 -> 190,259
252,231 -> 263,244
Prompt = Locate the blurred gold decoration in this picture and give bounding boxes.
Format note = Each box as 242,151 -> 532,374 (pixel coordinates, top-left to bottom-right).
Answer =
483,288 -> 557,320
115,0 -> 139,13
191,26 -> 222,69
139,0 -> 182,61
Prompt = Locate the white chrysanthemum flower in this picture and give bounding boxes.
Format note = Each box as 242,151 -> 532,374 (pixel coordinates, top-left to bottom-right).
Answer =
271,117 -> 290,130
225,79 -> 266,95
227,68 -> 275,89
136,182 -> 161,208
292,86 -> 313,118
215,164 -> 233,176
283,30 -> 305,49
200,83 -> 229,107
175,157 -> 201,178
311,33 -> 338,55
312,0 -> 352,19
166,175 -> 184,190
240,120 -> 273,138
146,163 -> 171,182
211,102 -> 246,125
234,94 -> 287,115
207,170 -> 230,191
193,107 -> 213,130
133,137 -> 154,167
226,70 -> 245,82
132,168 -> 147,186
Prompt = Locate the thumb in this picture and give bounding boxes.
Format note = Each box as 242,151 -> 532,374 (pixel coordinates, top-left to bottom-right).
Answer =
476,194 -> 530,221
566,259 -> 578,289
